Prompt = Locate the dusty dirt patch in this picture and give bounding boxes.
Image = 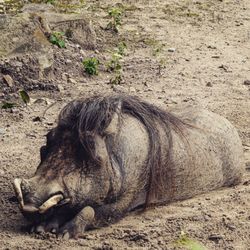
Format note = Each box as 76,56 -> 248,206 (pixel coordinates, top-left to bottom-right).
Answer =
0,0 -> 249,249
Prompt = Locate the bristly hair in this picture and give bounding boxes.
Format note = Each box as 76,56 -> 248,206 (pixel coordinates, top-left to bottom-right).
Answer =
58,94 -> 188,206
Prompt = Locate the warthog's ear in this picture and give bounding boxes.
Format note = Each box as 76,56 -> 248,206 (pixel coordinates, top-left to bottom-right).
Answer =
81,132 -> 109,167
103,101 -> 121,136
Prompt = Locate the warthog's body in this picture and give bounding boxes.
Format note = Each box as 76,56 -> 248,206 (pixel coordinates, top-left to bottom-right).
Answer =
13,95 -> 244,238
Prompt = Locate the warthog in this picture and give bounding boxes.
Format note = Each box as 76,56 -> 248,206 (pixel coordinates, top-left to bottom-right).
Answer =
13,95 -> 244,238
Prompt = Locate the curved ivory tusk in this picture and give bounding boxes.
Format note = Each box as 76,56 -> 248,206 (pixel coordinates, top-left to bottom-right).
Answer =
39,194 -> 64,214
22,205 -> 39,213
13,178 -> 24,207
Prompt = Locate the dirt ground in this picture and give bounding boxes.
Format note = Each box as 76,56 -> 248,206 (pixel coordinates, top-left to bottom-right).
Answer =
0,0 -> 250,249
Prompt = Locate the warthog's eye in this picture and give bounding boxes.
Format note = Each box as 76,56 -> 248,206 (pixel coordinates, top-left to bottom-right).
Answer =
40,146 -> 48,162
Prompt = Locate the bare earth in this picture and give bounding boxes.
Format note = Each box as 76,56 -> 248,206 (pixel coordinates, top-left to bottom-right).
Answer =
0,0 -> 249,249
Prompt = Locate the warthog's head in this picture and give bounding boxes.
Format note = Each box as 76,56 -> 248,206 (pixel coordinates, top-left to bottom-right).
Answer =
13,98 -> 121,225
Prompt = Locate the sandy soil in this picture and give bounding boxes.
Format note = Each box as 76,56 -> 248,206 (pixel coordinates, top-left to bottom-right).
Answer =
0,0 -> 249,249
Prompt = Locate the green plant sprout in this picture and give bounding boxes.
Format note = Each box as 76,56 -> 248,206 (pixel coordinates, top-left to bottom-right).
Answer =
107,42 -> 127,85
82,57 -> 99,75
19,90 -> 30,105
106,7 -> 123,33
174,231 -> 207,250
1,102 -> 16,109
49,31 -> 66,48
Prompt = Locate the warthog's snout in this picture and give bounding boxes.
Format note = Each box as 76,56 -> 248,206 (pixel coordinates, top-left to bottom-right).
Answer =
13,178 -> 70,215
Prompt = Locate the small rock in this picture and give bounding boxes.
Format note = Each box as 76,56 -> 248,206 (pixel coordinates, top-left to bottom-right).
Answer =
80,49 -> 86,57
33,98 -> 49,105
10,108 -> 19,114
246,162 -> 250,170
208,234 -> 223,242
11,61 -> 23,67
57,84 -> 65,92
0,128 -> 5,134
206,82 -> 212,87
129,87 -> 136,93
243,80 -> 250,85
3,75 -> 14,87
62,73 -> 69,82
226,224 -> 236,231
168,48 -> 176,52
32,116 -> 42,122
218,64 -> 229,72
207,45 -> 217,49
243,179 -> 250,185
68,78 -> 77,84
65,59 -> 72,64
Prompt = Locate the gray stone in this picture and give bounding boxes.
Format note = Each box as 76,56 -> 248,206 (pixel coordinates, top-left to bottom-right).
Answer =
3,74 -> 14,87
243,80 -> 250,85
168,48 -> 176,52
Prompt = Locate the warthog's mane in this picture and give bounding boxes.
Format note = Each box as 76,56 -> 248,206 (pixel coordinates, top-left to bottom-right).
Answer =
58,95 -> 188,206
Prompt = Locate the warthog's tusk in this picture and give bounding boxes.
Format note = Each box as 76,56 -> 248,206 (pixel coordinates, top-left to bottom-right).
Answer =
13,179 -> 38,213
39,194 -> 64,214
13,178 -> 24,207
22,205 -> 39,213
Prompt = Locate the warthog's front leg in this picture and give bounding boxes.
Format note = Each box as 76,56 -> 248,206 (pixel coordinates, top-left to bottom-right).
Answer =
56,206 -> 95,239
30,206 -> 95,239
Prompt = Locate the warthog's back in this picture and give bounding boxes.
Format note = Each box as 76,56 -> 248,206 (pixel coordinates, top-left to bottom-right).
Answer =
169,107 -> 245,201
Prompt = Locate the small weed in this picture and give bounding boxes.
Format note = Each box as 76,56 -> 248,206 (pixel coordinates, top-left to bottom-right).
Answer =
144,38 -> 165,57
46,0 -> 56,4
152,44 -> 165,57
144,37 -> 167,75
107,53 -> 122,72
117,41 -> 127,56
1,102 -> 16,109
19,90 -> 30,105
49,32 -> 66,48
107,42 -> 127,72
109,73 -> 123,85
107,42 -> 127,85
106,7 -> 123,33
174,231 -> 206,250
82,57 -> 99,75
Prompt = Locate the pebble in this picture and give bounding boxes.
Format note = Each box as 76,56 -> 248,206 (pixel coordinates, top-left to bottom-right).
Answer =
129,87 -> 136,93
227,224 -> 236,231
207,45 -> 217,49
0,128 -> 5,134
218,64 -> 229,72
206,82 -> 212,87
168,48 -> 176,52
57,84 -> 65,92
68,78 -> 77,84
32,116 -> 42,122
243,80 -> 250,85
80,49 -> 86,57
208,234 -> 223,242
3,74 -> 14,87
